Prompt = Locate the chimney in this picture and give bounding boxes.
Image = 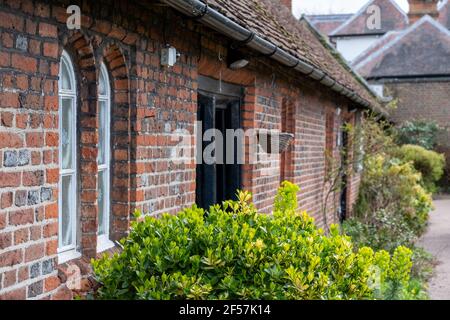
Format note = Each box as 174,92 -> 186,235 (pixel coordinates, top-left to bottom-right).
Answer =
408,0 -> 439,24
280,0 -> 292,13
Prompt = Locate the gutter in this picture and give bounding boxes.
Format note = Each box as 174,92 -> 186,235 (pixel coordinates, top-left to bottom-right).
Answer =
329,33 -> 386,38
369,74 -> 450,82
161,0 -> 374,110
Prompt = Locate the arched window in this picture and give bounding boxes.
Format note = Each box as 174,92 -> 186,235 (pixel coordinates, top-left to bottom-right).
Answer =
97,62 -> 113,252
58,51 -> 80,262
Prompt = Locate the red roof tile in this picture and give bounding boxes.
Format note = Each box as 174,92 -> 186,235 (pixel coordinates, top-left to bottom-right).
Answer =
306,14 -> 353,35
352,30 -> 403,66
355,16 -> 450,79
196,0 -> 380,108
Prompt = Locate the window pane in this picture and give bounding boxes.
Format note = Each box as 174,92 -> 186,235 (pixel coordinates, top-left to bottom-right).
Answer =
98,100 -> 106,165
61,98 -> 74,170
61,175 -> 73,247
98,170 -> 106,236
99,68 -> 106,96
60,59 -> 72,90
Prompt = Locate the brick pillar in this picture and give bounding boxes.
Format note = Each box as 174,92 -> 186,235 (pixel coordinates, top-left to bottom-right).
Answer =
408,0 -> 439,23
280,0 -> 292,13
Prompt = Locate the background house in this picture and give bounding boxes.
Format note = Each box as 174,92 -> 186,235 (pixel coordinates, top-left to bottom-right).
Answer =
309,0 -> 450,129
353,2 -> 450,176
354,15 -> 450,125
309,0 -> 450,187
309,0 -> 449,63
327,0 -> 409,63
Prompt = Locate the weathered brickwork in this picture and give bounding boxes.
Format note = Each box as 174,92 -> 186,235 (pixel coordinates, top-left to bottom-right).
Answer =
385,80 -> 450,126
1,0 -> 363,299
383,79 -> 450,179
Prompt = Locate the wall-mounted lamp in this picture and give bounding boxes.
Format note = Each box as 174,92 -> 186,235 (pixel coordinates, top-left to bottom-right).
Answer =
161,45 -> 180,67
227,49 -> 250,70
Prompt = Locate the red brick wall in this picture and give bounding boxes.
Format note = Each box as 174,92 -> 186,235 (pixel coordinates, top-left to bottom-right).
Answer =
280,98 -> 295,183
385,80 -> 450,127
280,0 -> 292,12
408,0 -> 439,23
0,0 -> 61,299
0,0 -> 363,299
384,79 -> 450,179
197,41 -> 361,219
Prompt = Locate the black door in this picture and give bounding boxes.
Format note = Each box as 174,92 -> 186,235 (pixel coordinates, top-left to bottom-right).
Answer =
196,94 -> 216,210
196,93 -> 242,211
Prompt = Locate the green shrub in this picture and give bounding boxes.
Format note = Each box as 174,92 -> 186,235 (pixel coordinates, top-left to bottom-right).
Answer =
352,155 -> 432,241
410,247 -> 435,283
343,211 -> 416,253
395,121 -> 441,150
345,154 -> 433,300
344,118 -> 434,300
395,144 -> 445,193
93,182 -> 417,300
274,181 -> 300,212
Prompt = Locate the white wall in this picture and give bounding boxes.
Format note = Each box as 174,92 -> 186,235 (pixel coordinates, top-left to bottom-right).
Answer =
335,36 -> 381,63
369,84 -> 384,98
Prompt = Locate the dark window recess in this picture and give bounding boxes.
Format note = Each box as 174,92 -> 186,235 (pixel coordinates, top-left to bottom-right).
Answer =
196,85 -> 242,211
280,99 -> 295,183
339,123 -> 349,222
325,109 -> 335,173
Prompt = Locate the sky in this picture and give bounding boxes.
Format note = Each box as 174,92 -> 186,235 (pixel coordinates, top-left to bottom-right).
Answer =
293,0 -> 409,17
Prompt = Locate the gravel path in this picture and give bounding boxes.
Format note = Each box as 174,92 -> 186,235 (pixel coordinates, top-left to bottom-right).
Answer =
418,199 -> 450,300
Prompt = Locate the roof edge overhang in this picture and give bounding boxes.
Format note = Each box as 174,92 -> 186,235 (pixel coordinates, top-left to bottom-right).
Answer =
161,0 -> 383,113
330,32 -> 387,38
369,74 -> 450,82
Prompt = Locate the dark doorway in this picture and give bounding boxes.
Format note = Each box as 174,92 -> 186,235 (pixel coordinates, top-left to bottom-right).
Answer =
196,76 -> 243,211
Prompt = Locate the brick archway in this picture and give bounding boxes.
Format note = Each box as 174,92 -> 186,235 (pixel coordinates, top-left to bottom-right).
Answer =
280,98 -> 296,184
58,31 -> 99,258
97,42 -> 133,241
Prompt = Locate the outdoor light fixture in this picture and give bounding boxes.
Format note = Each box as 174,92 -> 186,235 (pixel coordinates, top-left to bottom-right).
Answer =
161,45 -> 180,67
228,48 -> 250,70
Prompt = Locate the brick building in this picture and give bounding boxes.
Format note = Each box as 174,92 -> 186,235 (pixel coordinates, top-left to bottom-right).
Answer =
328,0 -> 409,63
353,5 -> 450,127
310,0 -> 450,127
353,10 -> 450,175
0,0 -> 381,299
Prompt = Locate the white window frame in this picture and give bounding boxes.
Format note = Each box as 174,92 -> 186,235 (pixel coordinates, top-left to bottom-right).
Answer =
58,50 -> 81,264
97,62 -> 114,253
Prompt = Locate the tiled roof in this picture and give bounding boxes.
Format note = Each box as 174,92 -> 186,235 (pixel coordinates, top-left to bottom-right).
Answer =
306,14 -> 353,35
330,0 -> 408,36
197,0 -> 380,108
352,30 -> 403,66
439,0 -> 450,29
355,16 -> 450,79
